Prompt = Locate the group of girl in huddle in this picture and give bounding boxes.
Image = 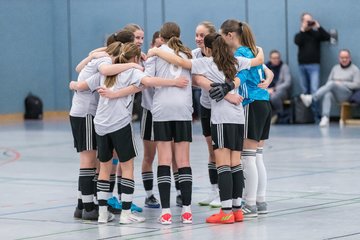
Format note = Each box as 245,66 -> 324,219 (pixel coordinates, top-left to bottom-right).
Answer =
69,19 -> 273,225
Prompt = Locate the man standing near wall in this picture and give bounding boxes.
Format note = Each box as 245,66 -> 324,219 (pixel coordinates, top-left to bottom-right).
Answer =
294,13 -> 330,95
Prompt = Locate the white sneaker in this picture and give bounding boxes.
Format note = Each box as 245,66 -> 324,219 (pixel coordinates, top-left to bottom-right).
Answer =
300,94 -> 312,107
119,211 -> 145,224
209,196 -> 221,208
319,116 -> 329,127
98,210 -> 115,224
198,191 -> 219,206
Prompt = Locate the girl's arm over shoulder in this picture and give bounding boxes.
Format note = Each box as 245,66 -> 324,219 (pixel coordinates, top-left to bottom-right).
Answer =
147,48 -> 192,69
97,85 -> 141,99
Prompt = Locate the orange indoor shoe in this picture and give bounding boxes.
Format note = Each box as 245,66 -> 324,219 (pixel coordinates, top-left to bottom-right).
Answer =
206,209 -> 234,224
233,209 -> 244,222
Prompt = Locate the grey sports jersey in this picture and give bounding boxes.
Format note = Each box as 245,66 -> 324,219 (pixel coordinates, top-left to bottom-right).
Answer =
192,48 -> 211,109
141,57 -> 156,111
191,57 -> 251,124
70,57 -> 111,117
86,68 -> 145,136
145,44 -> 193,121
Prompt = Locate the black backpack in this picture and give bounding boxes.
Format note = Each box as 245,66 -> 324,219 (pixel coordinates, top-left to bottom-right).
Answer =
292,96 -> 315,124
24,93 -> 43,120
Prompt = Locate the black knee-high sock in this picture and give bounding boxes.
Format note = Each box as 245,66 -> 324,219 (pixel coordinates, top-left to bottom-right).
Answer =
109,174 -> 116,193
79,168 -> 96,211
121,178 -> 134,211
173,171 -> 180,194
157,165 -> 171,209
142,171 -> 154,192
178,167 -> 192,206
77,176 -> 83,210
217,165 -> 233,212
93,173 -> 99,202
117,176 -> 122,200
208,162 -> 218,185
97,180 -> 111,210
231,164 -> 244,210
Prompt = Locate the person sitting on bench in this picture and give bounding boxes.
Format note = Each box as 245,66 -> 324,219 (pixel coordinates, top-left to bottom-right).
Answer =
300,49 -> 360,127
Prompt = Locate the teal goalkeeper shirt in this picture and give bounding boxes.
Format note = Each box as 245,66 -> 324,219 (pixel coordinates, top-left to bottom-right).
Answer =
234,46 -> 270,106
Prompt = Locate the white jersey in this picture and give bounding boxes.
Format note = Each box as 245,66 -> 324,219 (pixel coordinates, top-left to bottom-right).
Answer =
191,56 -> 251,124
70,57 -> 111,117
141,57 -> 156,111
192,48 -> 211,109
145,44 -> 193,121
86,68 -> 145,136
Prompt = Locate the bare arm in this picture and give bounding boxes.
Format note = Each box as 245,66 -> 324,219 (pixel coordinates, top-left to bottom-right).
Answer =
258,66 -> 274,89
148,48 -> 192,69
69,80 -> 90,91
98,63 -> 144,76
250,47 -> 264,67
97,85 -> 141,99
141,76 -> 189,88
75,48 -> 109,73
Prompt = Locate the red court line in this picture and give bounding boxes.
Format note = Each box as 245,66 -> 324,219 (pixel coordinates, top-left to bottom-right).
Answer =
0,147 -> 21,166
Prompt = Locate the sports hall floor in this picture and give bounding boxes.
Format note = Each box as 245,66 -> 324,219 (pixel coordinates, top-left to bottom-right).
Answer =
0,119 -> 360,240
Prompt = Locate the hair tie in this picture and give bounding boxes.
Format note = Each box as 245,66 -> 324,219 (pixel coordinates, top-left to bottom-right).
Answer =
215,34 -> 221,39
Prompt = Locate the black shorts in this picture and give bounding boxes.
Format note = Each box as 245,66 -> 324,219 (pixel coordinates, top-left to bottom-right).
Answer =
140,108 -> 154,141
96,123 -> 138,163
211,123 -> 244,151
244,100 -> 272,141
70,115 -> 97,152
153,121 -> 192,142
200,105 -> 211,137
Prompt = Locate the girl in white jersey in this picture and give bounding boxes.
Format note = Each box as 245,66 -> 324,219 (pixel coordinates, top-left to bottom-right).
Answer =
148,33 -> 264,224
106,24 -> 145,214
70,42 -> 188,224
192,21 -> 222,208
71,41 -> 144,221
220,20 -> 273,218
145,22 -> 194,225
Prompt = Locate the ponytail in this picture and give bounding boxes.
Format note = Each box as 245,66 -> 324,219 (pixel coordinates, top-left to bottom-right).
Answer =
104,57 -> 119,88
167,36 -> 192,59
105,42 -> 122,56
204,33 -> 238,80
239,22 -> 258,56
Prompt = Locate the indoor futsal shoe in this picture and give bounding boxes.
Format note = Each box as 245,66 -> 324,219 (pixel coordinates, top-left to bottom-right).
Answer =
181,212 -> 193,224
107,196 -> 121,214
233,209 -> 244,222
176,194 -> 183,207
73,207 -> 83,219
82,208 -> 99,221
256,202 -> 268,214
206,210 -> 234,224
144,195 -> 160,208
119,211 -> 146,224
158,213 -> 172,225
98,210 -> 115,224
242,204 -> 258,218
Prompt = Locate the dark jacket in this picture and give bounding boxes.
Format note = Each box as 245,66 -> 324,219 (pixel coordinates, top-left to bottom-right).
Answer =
294,27 -> 330,64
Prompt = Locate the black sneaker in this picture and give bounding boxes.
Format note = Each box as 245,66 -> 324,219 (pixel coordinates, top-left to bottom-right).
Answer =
74,207 -> 83,219
145,195 -> 160,208
176,195 -> 182,207
82,208 -> 99,220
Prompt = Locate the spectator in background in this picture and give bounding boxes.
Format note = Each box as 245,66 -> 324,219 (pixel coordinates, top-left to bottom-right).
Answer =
150,31 -> 164,48
300,49 -> 360,127
266,50 -> 292,123
294,13 -> 330,94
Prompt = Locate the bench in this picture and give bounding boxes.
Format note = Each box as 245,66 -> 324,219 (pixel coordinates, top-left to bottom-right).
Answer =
340,102 -> 360,125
